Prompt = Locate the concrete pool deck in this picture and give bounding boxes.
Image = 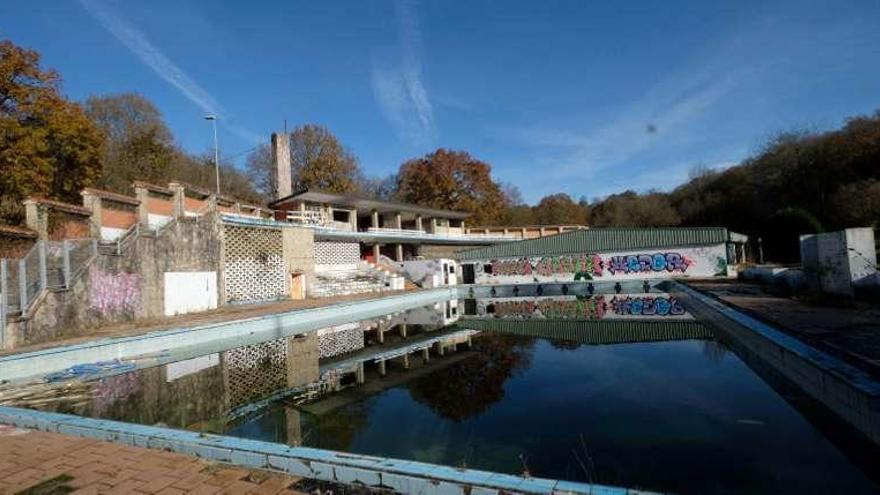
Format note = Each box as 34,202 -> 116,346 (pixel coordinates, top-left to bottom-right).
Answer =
684,280 -> 880,376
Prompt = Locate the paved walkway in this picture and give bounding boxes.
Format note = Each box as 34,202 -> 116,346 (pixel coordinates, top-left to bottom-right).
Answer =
687,280 -> 880,375
0,425 -> 304,494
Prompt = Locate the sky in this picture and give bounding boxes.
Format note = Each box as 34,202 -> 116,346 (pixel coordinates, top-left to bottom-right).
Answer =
2,0 -> 879,204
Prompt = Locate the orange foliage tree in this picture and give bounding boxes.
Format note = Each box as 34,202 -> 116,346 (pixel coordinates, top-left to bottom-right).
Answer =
396,149 -> 507,225
0,40 -> 104,223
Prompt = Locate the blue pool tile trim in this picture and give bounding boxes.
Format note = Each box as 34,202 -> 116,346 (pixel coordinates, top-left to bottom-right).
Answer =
0,406 -> 654,494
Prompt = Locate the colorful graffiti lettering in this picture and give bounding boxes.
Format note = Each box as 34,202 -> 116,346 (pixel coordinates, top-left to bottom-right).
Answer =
607,253 -> 692,275
610,296 -> 686,316
490,255 -> 603,278
491,296 -> 606,320
90,269 -> 140,315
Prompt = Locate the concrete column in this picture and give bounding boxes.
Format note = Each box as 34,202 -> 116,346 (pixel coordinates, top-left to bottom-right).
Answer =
168,183 -> 186,219
539,227 -> 546,237
416,215 -> 423,231
356,362 -> 365,384
431,218 -> 437,233
23,200 -> 47,240
394,212 -> 402,229
395,243 -> 404,262
350,208 -> 358,231
372,244 -> 381,262
272,132 -> 292,200
467,336 -> 473,348
461,220 -> 465,232
521,227 -> 527,239
287,332 -> 319,387
286,408 -> 303,447
376,324 -> 385,344
134,186 -> 150,228
422,348 -> 430,363
558,226 -> 564,234
402,354 -> 410,369
436,341 -> 445,357
371,210 -> 380,229
399,323 -> 407,339
81,191 -> 103,238
378,360 -> 387,376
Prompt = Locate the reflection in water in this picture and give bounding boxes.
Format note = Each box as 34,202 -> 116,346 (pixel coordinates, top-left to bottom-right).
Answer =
407,334 -> 534,422
4,296 -> 879,494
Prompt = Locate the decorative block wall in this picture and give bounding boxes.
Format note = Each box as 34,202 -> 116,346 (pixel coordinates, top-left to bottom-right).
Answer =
223,337 -> 288,408
317,323 -> 364,358
314,240 -> 359,272
223,225 -> 288,303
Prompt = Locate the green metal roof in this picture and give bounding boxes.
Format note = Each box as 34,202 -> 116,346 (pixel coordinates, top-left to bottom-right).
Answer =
458,318 -> 713,345
456,227 -> 730,260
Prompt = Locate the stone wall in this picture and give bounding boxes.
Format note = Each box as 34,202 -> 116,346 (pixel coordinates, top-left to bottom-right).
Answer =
7,215 -> 222,347
469,243 -> 729,285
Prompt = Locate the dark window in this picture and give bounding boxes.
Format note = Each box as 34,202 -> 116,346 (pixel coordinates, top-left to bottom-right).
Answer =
483,264 -> 493,274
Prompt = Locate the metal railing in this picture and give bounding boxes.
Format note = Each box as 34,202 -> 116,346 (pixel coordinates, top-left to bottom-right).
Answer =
99,222 -> 140,255
284,210 -> 325,226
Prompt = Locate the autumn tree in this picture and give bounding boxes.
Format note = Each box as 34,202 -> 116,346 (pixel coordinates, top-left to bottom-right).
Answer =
244,143 -> 274,197
590,191 -> 680,228
290,124 -> 359,193
245,124 -> 360,197
532,193 -> 588,225
396,149 -> 506,225
0,40 -> 104,223
358,173 -> 398,200
84,93 -> 175,193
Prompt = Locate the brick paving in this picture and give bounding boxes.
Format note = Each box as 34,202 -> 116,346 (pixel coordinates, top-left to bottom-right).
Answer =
0,425 -> 306,494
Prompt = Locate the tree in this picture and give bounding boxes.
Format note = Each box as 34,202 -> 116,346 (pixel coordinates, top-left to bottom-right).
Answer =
244,143 -> 274,197
290,124 -> 360,193
84,93 -> 175,193
532,193 -> 588,225
358,173 -> 398,200
0,40 -> 105,224
590,191 -> 680,227
396,149 -> 506,225
173,151 -> 261,204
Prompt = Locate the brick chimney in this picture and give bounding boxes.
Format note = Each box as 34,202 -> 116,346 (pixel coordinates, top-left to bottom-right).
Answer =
271,132 -> 292,200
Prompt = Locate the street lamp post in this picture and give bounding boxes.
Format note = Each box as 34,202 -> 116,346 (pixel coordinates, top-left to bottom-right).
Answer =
205,114 -> 220,194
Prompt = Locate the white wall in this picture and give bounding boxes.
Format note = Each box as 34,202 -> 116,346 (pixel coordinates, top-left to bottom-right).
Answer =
471,244 -> 729,285
163,271 -> 218,316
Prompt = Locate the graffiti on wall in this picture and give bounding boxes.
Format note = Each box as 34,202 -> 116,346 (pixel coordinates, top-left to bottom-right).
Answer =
485,294 -> 688,320
90,269 -> 139,315
610,296 -> 686,316
488,252 -> 695,280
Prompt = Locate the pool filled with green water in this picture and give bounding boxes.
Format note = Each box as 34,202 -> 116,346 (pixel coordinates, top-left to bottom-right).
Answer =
11,295 -> 880,494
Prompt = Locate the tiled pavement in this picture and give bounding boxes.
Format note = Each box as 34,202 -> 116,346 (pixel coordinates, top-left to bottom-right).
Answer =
0,425 -> 306,494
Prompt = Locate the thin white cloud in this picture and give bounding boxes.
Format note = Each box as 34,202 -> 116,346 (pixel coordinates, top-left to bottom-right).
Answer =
371,0 -> 435,145
78,0 -> 261,145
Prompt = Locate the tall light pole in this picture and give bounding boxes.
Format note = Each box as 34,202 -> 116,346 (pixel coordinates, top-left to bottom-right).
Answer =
204,114 -> 220,194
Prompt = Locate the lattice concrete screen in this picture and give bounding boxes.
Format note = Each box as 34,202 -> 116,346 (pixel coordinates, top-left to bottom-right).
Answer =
224,225 -> 288,303
223,337 -> 288,408
317,323 -> 364,358
314,241 -> 359,272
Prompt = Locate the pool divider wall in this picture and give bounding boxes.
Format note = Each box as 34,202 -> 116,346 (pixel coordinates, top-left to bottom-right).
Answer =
0,282 -> 660,383
0,287 -> 458,383
0,406 -> 645,495
666,280 -> 880,445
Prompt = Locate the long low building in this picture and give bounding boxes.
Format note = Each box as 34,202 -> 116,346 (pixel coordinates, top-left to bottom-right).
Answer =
455,227 -> 748,284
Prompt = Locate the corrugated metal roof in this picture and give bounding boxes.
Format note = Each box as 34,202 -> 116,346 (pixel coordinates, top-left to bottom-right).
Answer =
458,318 -> 713,345
456,227 -> 730,260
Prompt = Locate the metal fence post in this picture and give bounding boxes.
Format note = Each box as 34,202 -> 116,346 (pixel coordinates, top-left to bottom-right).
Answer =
62,240 -> 71,289
18,258 -> 27,311
38,241 -> 47,291
1,259 -> 7,347
92,239 -> 98,256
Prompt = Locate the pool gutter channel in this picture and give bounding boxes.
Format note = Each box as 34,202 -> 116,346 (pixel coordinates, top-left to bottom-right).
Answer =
0,406 -> 646,495
666,280 -> 880,445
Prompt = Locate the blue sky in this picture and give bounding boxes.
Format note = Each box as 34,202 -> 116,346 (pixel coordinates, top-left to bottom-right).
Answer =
3,0 -> 879,203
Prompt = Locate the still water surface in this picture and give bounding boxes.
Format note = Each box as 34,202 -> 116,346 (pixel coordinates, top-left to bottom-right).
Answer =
9,296 -> 879,494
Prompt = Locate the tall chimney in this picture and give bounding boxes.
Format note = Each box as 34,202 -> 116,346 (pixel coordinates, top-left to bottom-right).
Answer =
271,132 -> 292,200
